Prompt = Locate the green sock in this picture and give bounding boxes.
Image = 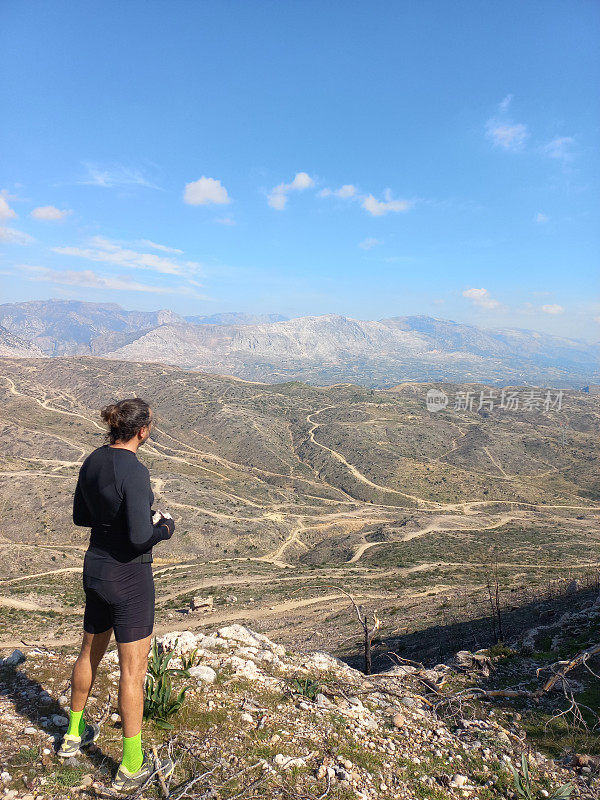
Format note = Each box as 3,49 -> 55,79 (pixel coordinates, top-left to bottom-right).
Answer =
66,708 -> 86,737
121,732 -> 144,774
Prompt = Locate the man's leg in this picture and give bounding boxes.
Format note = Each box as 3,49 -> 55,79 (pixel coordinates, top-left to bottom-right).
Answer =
117,633 -> 152,773
70,628 -> 113,713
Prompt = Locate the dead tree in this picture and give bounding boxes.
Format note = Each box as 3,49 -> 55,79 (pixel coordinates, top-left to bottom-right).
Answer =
485,544 -> 504,643
324,585 -> 380,674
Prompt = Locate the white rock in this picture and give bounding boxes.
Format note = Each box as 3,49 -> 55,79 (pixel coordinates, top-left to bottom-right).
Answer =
158,631 -> 199,655
191,595 -> 214,612
273,753 -> 306,770
58,695 -> 68,706
217,624 -> 286,656
23,726 -> 36,735
110,713 -> 120,723
302,651 -> 363,679
196,634 -> 230,650
316,693 -> 334,709
188,665 -> 217,684
236,646 -> 260,657
240,712 -> 254,724
451,774 -> 468,788
223,655 -> 263,681
0,771 -> 10,783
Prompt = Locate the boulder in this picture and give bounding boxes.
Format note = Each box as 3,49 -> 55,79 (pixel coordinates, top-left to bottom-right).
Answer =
223,655 -> 264,681
217,624 -> 286,657
188,665 -> 217,684
159,631 -> 198,655
190,595 -> 214,612
1,649 -> 26,667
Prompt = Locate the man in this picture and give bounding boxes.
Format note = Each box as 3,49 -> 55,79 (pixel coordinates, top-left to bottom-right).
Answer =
59,398 -> 175,792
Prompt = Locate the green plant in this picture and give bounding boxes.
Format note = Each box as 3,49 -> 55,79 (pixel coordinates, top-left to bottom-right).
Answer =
290,676 -> 320,700
180,647 -> 198,671
510,754 -> 573,800
143,638 -> 190,729
486,641 -> 516,659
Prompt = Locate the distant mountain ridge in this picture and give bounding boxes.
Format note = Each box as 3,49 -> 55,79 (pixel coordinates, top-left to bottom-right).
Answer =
0,325 -> 44,357
185,311 -> 288,325
0,299 -> 597,388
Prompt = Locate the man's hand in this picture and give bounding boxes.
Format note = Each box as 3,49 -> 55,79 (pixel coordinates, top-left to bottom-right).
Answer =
153,508 -> 173,524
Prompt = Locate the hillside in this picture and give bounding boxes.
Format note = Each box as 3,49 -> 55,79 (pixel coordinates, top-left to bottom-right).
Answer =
0,328 -> 43,358
0,592 -> 598,800
0,356 -> 598,657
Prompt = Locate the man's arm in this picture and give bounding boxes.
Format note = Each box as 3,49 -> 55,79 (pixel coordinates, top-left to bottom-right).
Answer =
122,466 -> 174,553
73,476 -> 93,527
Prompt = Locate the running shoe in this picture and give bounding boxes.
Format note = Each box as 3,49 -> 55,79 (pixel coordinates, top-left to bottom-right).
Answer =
57,722 -> 101,758
112,751 -> 174,792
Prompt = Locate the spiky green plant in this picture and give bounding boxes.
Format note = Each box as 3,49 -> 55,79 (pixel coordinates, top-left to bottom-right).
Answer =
510,754 -> 573,800
143,637 -> 190,729
290,676 -> 320,700
180,647 -> 198,671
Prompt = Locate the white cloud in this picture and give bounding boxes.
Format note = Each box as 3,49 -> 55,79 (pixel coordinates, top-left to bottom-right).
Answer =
541,304 -> 564,315
320,184 -> 358,199
52,236 -> 201,276
0,196 -> 17,220
137,239 -> 183,254
215,217 -> 236,225
184,176 -> 231,206
81,163 -> 159,189
31,205 -> 72,221
498,94 -> 512,113
535,212 -> 549,224
463,287 -> 501,310
542,136 -> 575,161
0,226 -> 34,244
359,237 -> 382,250
486,97 -> 528,151
19,264 -> 209,297
362,190 -> 410,217
268,172 -> 314,210
487,122 -> 528,150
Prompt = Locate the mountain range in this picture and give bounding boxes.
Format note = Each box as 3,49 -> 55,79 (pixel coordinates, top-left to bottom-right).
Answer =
0,298 -> 597,388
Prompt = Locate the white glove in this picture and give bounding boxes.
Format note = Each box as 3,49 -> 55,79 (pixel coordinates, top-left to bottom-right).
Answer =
152,510 -> 162,525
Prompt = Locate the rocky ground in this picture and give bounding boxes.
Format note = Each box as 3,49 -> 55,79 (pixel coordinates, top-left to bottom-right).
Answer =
0,592 -> 599,800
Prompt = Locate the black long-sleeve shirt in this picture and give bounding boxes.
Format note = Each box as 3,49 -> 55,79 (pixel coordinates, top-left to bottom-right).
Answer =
73,444 -> 174,568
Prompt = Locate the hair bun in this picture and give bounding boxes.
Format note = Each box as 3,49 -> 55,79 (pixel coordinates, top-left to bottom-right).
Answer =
100,403 -> 120,427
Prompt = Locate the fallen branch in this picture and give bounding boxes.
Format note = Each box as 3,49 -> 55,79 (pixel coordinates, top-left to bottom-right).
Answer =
152,745 -> 169,799
538,643 -> 600,694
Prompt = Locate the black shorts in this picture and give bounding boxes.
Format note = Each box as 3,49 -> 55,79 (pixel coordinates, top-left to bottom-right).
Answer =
83,560 -> 155,644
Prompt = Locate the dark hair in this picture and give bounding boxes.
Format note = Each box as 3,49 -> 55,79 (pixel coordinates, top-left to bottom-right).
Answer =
100,398 -> 152,444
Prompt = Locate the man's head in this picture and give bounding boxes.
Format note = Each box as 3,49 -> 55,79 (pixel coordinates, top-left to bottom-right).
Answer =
100,398 -> 154,448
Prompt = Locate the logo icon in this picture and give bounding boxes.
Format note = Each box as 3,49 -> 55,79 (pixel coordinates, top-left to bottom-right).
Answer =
426,388 -> 448,413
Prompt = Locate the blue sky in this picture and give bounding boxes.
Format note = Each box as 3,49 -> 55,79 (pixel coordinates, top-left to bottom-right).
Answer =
0,0 -> 598,340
